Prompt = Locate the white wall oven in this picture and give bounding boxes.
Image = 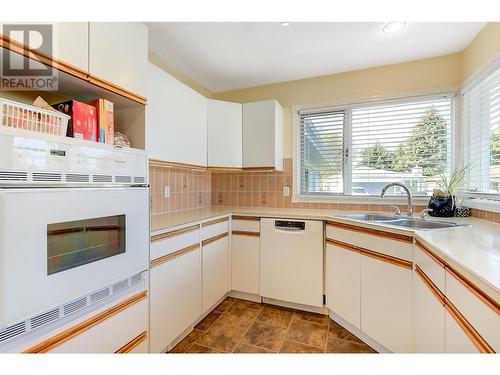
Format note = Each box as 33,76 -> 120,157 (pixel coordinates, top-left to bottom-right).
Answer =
0,128 -> 149,345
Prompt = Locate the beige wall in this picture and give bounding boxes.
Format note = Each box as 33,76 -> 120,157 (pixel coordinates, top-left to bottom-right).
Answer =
213,53 -> 463,158
461,22 -> 500,82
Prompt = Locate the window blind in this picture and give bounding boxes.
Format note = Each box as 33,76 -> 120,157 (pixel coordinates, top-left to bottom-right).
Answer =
462,64 -> 500,194
298,95 -> 454,196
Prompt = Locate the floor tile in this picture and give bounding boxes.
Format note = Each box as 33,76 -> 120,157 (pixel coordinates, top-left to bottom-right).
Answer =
232,299 -> 263,311
169,329 -> 204,353
214,297 -> 235,312
280,340 -> 324,353
328,320 -> 364,344
242,321 -> 287,351
220,303 -> 260,323
185,343 -> 224,353
325,338 -> 377,353
293,310 -> 329,326
195,310 -> 223,331
233,343 -> 275,353
196,318 -> 252,352
256,305 -> 294,328
286,319 -> 328,349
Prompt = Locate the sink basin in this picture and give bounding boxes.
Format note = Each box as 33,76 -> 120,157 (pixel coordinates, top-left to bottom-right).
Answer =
387,219 -> 466,229
339,213 -> 399,221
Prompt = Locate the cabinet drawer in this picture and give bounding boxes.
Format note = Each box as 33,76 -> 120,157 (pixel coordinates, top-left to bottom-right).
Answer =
150,224 -> 200,260
326,221 -> 413,262
232,217 -> 260,233
413,241 -> 446,293
201,217 -> 229,240
445,270 -> 499,352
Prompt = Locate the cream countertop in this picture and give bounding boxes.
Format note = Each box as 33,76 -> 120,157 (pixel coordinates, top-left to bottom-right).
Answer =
150,206 -> 500,301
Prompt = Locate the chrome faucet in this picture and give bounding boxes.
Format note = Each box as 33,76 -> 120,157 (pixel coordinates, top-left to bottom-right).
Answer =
380,183 -> 413,217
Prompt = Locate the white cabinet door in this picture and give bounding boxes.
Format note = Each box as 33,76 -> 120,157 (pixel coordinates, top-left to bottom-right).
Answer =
231,234 -> 259,295
150,247 -> 201,353
0,22 -> 88,72
89,22 -> 147,96
243,100 -> 283,171
413,271 -> 445,353
146,62 -> 208,166
445,309 -> 480,353
325,243 -> 361,329
202,236 -> 230,313
208,99 -> 242,168
361,256 -> 412,353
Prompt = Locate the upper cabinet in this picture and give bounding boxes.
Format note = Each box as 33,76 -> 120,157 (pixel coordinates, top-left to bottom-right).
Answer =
243,100 -> 283,171
146,62 -> 208,167
89,22 -> 148,98
207,99 -> 243,169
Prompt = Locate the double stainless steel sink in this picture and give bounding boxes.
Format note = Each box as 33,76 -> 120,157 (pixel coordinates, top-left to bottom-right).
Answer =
337,213 -> 468,230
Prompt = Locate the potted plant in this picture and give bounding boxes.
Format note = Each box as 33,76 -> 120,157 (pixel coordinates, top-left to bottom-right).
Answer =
428,165 -> 470,217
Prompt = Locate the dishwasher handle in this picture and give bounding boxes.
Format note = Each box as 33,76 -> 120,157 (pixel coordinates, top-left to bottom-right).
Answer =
274,220 -> 305,231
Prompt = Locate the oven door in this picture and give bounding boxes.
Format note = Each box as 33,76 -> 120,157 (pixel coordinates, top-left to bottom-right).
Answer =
0,187 -> 149,329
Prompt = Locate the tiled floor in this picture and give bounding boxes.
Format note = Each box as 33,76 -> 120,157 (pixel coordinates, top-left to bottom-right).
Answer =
169,297 -> 377,354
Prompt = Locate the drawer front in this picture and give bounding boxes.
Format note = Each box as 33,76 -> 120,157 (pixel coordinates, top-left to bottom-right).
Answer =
413,242 -> 446,293
48,294 -> 148,353
201,217 -> 229,240
150,225 -> 200,260
326,223 -> 413,262
232,218 -> 260,232
445,270 -> 499,352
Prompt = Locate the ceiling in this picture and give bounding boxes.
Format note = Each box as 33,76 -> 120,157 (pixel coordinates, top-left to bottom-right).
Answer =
147,22 -> 486,93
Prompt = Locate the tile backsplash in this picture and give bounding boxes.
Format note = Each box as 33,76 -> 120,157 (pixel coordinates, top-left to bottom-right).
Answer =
149,166 -> 211,214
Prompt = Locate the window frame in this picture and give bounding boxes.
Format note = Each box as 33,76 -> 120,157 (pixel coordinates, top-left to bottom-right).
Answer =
292,90 -> 458,205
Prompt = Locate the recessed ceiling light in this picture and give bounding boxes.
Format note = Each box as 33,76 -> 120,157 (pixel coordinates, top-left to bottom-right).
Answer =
280,22 -> 291,27
382,22 -> 407,33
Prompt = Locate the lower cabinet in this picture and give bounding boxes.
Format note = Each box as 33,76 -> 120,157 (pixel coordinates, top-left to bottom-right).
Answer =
361,255 -> 413,353
202,234 -> 230,313
325,242 -> 361,329
445,309 -> 480,353
150,246 -> 201,353
413,269 -> 445,352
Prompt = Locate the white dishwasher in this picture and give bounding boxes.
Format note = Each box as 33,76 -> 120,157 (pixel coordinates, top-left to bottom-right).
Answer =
260,218 -> 324,307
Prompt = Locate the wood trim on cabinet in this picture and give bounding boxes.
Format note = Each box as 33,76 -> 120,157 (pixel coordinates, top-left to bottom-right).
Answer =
232,216 -> 260,221
207,166 -> 243,171
446,266 -> 500,315
325,238 -> 412,270
24,291 -> 148,353
202,217 -> 229,227
115,331 -> 148,353
202,232 -> 229,246
150,224 -> 199,243
232,230 -> 260,237
242,166 -> 277,171
325,221 -> 413,244
150,243 -> 199,268
415,240 -> 447,268
415,265 -> 446,305
88,75 -> 147,105
149,159 -> 207,171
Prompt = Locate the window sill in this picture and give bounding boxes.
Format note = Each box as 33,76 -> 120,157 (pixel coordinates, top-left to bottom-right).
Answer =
292,194 -> 431,206
461,198 -> 500,214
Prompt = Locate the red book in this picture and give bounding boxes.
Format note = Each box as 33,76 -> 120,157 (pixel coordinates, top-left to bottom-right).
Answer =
53,100 -> 97,141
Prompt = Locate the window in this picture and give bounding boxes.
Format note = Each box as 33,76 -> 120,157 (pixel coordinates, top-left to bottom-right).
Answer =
297,95 -> 454,198
462,63 -> 500,195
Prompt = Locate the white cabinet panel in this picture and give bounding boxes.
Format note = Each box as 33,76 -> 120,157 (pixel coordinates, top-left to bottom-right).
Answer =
201,219 -> 229,240
231,234 -> 260,295
202,236 -> 230,313
146,62 -> 208,166
413,271 -> 445,353
150,247 -> 201,353
325,243 -> 361,329
150,226 -> 200,260
361,256 -> 412,353
243,100 -> 283,171
445,309 -> 480,353
89,22 -> 147,96
413,243 -> 445,292
208,99 -> 242,168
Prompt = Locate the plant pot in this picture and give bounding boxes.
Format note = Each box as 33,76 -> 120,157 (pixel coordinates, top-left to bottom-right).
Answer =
428,195 -> 455,217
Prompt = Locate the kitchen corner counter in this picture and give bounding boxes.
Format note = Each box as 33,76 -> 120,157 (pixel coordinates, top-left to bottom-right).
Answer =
150,206 -> 500,300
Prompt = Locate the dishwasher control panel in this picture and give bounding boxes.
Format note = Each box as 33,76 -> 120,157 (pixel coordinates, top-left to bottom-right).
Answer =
275,220 -> 305,230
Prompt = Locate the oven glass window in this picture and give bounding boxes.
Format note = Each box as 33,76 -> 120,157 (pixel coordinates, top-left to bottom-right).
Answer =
47,215 -> 126,275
